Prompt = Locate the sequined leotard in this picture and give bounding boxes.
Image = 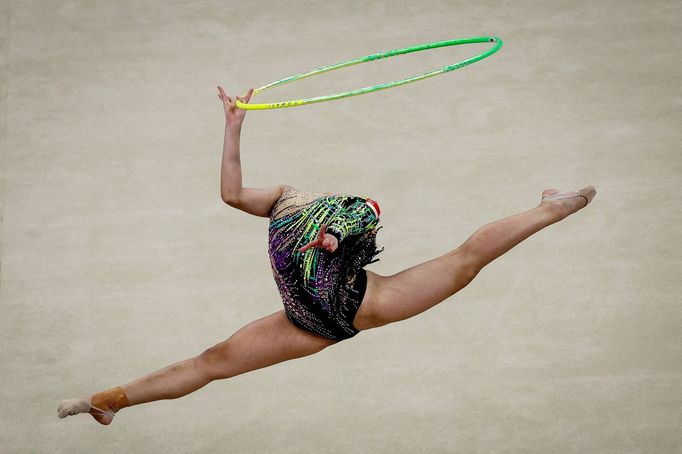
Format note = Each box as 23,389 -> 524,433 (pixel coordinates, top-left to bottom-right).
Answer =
268,187 -> 385,341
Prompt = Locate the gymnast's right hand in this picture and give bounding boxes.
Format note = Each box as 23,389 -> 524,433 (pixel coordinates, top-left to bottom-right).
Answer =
217,86 -> 254,130
298,224 -> 339,254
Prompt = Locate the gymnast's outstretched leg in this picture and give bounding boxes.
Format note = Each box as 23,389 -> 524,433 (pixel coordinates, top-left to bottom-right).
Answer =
57,310 -> 336,425
353,186 -> 597,330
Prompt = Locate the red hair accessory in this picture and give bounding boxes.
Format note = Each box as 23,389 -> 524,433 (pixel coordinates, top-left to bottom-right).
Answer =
365,198 -> 380,218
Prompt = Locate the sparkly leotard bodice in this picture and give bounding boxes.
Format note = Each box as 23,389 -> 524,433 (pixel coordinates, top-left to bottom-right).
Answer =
268,187 -> 385,340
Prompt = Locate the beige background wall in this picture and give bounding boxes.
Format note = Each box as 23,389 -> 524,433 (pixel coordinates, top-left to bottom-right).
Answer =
1,1 -> 680,452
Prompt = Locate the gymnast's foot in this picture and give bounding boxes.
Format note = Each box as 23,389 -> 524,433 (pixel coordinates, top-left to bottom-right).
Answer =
57,386 -> 129,425
539,185 -> 597,219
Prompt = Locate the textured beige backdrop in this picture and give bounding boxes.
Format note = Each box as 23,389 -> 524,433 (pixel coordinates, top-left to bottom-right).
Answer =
1,1 -> 680,453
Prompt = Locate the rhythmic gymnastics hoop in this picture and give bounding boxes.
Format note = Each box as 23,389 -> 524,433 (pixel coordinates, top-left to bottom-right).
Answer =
235,36 -> 503,110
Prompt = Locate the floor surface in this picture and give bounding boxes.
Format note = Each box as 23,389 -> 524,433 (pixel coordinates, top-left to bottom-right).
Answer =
1,1 -> 680,452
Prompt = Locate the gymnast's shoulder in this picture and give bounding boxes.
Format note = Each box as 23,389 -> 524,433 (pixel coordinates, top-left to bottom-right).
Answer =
224,184 -> 293,218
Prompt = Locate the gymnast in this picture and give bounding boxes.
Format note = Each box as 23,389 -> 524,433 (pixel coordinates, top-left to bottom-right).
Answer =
58,86 -> 596,424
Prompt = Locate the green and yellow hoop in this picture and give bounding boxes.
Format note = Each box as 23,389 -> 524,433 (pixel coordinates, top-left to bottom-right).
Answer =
235,36 -> 503,110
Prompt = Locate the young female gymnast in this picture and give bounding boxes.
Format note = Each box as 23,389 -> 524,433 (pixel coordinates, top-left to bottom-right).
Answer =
58,86 -> 596,424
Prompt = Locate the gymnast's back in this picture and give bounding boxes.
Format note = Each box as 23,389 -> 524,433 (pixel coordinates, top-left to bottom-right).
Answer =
269,186 -> 333,221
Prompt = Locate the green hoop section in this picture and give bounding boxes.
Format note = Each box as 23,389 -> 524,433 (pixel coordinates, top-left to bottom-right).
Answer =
236,36 -> 503,110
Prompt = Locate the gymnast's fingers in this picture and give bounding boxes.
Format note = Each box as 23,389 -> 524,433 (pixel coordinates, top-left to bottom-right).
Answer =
299,240 -> 313,253
219,88 -> 233,104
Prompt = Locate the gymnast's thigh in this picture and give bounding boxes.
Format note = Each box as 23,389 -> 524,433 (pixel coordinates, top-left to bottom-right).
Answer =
352,269 -> 390,331
200,310 -> 338,380
352,250 -> 481,330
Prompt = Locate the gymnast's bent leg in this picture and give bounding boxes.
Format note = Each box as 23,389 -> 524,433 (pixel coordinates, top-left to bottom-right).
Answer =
57,310 -> 336,425
353,187 -> 596,330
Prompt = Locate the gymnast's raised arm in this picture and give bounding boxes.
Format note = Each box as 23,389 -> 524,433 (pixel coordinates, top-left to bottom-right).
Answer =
217,85 -> 288,218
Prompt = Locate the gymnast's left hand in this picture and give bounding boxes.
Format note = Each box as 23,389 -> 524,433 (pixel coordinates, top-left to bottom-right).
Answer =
217,86 -> 254,129
298,224 -> 339,254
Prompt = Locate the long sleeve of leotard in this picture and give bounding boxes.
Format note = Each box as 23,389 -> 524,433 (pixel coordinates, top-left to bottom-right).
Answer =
325,196 -> 379,244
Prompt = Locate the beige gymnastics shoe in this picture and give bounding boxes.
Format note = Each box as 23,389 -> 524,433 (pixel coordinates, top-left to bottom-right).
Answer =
541,185 -> 597,210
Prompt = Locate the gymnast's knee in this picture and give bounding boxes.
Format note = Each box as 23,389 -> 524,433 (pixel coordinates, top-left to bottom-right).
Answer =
197,343 -> 234,380
450,245 -> 486,278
